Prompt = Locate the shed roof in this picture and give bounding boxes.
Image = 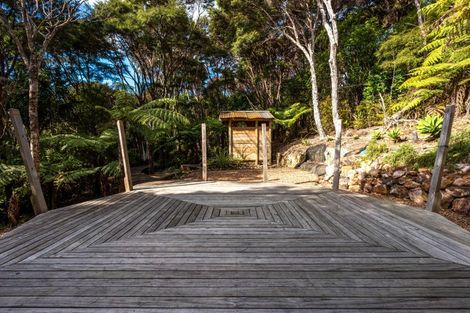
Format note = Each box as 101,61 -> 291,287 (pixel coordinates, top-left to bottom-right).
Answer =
219,111 -> 274,121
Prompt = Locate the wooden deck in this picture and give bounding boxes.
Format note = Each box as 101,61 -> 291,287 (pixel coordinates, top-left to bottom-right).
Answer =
1,181 -> 470,312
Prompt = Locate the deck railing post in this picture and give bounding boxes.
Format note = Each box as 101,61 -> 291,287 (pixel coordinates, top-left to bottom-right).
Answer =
262,123 -> 268,182
201,123 -> 208,181
332,119 -> 342,191
8,109 -> 48,215
426,105 -> 455,212
117,120 -> 133,192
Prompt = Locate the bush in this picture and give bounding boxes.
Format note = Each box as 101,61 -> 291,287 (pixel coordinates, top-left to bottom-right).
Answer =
387,128 -> 401,142
416,114 -> 443,140
384,144 -> 417,167
362,140 -> 388,162
208,148 -> 240,169
415,128 -> 470,169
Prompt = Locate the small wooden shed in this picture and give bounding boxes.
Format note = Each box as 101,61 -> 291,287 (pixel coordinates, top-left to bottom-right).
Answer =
219,111 -> 274,164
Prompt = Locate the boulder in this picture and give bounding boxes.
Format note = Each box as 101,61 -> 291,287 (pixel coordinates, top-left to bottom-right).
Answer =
363,183 -> 373,193
305,144 -> 326,162
373,183 -> 388,195
283,146 -> 307,168
440,191 -> 454,210
451,198 -> 470,215
409,188 -> 427,205
392,169 -> 407,179
453,177 -> 470,187
390,185 -> 409,198
298,162 -> 327,176
324,164 -> 335,181
445,186 -> 470,198
403,179 -> 421,189
349,184 -> 361,192
441,176 -> 455,189
369,168 -> 381,178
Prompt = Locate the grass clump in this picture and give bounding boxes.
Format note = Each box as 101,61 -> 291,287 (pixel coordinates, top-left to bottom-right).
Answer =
371,130 -> 383,140
208,148 -> 240,170
362,140 -> 388,162
384,144 -> 417,167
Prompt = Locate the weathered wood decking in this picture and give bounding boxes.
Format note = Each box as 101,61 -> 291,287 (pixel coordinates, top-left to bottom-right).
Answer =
1,181 -> 470,312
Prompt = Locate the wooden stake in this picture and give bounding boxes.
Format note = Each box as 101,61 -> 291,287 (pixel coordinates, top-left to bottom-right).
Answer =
201,123 -> 207,181
262,123 -> 268,182
426,105 -> 455,212
255,121 -> 259,166
228,120 -> 232,156
332,119 -> 342,191
116,120 -> 133,192
8,109 -> 48,215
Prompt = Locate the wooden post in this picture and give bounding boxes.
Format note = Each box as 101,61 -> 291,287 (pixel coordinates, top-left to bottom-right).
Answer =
255,121 -> 259,166
8,109 -> 48,215
116,120 -> 133,192
332,119 -> 342,191
426,105 -> 456,212
262,123 -> 268,182
228,120 -> 232,157
201,123 -> 207,181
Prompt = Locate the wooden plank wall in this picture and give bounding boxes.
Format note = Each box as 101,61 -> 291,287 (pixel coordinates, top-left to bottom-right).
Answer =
231,124 -> 271,163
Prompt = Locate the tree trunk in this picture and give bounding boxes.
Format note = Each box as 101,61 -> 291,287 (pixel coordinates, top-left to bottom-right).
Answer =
28,64 -> 41,172
328,41 -> 340,126
413,0 -> 426,42
309,61 -> 326,139
147,141 -> 154,174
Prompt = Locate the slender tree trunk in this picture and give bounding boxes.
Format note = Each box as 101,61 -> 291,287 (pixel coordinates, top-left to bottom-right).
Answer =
28,64 -> 41,171
328,41 -> 340,125
309,62 -> 326,139
413,0 -> 426,43
147,141 -> 154,174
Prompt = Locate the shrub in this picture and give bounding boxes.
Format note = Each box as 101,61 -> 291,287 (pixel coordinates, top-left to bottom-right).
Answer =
384,144 -> 417,167
371,130 -> 383,140
362,140 -> 388,162
415,128 -> 470,169
416,114 -> 443,140
208,148 -> 240,169
387,128 -> 401,143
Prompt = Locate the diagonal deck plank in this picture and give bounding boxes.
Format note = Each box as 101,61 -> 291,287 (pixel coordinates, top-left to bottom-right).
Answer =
1,181 -> 470,312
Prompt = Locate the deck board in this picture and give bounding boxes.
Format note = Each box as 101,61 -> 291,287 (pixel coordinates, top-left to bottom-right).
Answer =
1,181 -> 470,312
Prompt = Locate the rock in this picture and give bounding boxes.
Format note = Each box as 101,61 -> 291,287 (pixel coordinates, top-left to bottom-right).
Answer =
453,177 -> 470,187
373,184 -> 388,195
324,147 -> 350,165
311,164 -> 327,176
445,186 -> 470,198
324,164 -> 335,181
408,188 -> 427,205
357,168 -> 366,180
283,146 -> 307,168
440,191 -> 454,210
339,177 -> 349,189
403,179 -> 421,189
451,198 -> 470,215
392,169 -> 407,179
422,180 -> 431,192
390,185 -> 409,198
458,164 -> 470,174
363,183 -> 373,193
305,144 -> 326,163
441,176 -> 455,189
349,185 -> 361,192
369,168 -> 381,178
397,176 -> 407,185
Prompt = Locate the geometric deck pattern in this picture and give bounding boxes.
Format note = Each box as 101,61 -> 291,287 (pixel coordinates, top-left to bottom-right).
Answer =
1,181 -> 470,312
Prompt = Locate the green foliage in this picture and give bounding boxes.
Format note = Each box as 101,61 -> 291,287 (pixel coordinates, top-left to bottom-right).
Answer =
353,100 -> 383,129
384,144 -> 418,167
208,148 -> 240,170
362,140 -> 388,162
387,128 -> 402,142
271,103 -> 312,128
416,128 -> 470,168
371,130 -> 383,140
416,115 -> 444,139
